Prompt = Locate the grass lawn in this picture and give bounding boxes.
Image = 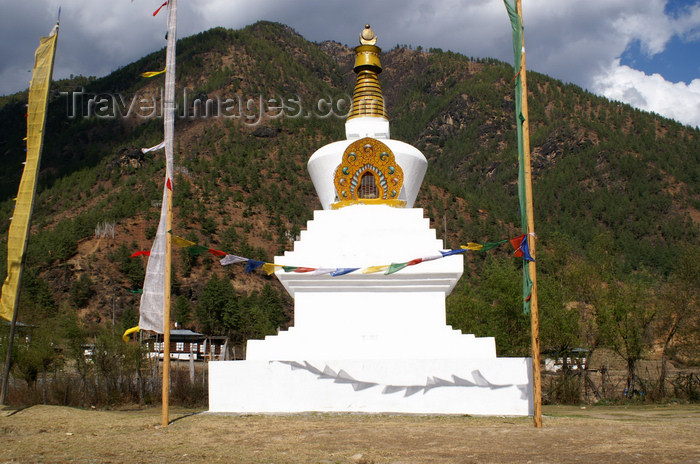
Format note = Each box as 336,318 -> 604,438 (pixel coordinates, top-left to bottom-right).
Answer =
1,403 -> 698,463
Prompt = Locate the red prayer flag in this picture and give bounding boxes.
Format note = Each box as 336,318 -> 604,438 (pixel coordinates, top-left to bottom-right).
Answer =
130,251 -> 151,258
166,177 -> 172,191
510,234 -> 526,257
293,267 -> 316,273
406,258 -> 423,266
207,249 -> 226,257
153,1 -> 168,16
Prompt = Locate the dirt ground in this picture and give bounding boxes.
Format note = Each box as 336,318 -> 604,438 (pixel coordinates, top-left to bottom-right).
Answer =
1,404 -> 698,463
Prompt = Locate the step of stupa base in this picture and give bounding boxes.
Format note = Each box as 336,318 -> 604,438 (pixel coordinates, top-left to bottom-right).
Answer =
209,357 -> 532,415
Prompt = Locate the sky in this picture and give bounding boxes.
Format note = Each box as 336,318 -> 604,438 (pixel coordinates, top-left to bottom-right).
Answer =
1,0 -> 699,128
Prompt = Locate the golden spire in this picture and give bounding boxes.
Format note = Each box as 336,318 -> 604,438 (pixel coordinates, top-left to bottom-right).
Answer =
359,24 -> 377,45
347,24 -> 387,120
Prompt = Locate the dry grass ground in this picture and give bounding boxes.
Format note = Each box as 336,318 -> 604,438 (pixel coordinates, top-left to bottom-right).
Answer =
1,404 -> 698,463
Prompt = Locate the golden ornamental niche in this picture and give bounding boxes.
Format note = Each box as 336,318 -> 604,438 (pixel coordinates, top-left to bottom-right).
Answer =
332,137 -> 405,209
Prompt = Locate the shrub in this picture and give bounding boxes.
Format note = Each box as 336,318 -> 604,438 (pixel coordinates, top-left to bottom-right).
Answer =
70,273 -> 96,308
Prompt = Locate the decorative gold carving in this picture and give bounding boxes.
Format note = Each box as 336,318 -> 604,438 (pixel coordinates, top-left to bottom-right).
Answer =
332,137 -> 405,209
331,198 -> 406,209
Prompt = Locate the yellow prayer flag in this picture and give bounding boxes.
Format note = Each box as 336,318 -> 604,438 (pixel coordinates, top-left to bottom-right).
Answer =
362,265 -> 389,274
461,242 -> 484,251
122,325 -> 140,343
261,263 -> 283,275
1,27 -> 58,321
141,68 -> 166,78
171,235 -> 196,248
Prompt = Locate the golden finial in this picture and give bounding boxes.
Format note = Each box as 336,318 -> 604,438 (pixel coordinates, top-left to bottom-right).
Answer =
360,24 -> 377,45
348,24 -> 386,120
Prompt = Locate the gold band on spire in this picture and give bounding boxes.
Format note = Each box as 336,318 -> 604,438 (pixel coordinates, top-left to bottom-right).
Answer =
347,25 -> 387,120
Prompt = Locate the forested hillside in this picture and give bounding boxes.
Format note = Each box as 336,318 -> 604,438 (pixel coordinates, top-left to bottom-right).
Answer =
0,21 -> 698,404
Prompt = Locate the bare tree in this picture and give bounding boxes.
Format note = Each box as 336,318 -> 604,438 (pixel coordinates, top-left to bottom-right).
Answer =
597,275 -> 657,398
656,246 -> 700,398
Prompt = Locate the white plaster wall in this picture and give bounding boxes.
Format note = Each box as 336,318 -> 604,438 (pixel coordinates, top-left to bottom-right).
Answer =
345,116 -> 390,140
307,140 -> 352,210
209,358 -> 533,416
276,206 -> 454,268
293,291 -> 446,332
245,329 -> 497,361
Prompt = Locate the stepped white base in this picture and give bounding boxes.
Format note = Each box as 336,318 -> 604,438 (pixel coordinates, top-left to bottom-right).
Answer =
246,325 -> 497,361
209,358 -> 533,415
208,205 -> 533,416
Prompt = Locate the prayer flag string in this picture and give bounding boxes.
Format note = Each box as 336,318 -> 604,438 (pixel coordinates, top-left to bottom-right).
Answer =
129,232 -> 533,277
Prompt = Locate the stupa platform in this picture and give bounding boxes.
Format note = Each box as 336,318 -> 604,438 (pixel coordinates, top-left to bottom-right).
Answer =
209,206 -> 533,415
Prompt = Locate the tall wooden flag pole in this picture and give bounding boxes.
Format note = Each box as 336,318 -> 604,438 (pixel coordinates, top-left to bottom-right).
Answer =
162,190 -> 172,428
161,0 -> 177,427
135,0 -> 176,427
0,21 -> 59,405
518,0 -> 542,429
504,0 -> 542,428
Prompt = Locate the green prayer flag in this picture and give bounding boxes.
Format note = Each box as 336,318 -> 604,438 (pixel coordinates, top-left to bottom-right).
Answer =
480,240 -> 509,251
504,0 -> 533,314
186,244 -> 209,256
385,262 -> 408,275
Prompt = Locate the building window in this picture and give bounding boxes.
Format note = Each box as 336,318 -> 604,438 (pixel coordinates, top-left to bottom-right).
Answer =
176,342 -> 184,352
358,171 -> 378,199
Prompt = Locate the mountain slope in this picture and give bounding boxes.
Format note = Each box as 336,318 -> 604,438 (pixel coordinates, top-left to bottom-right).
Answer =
0,21 -> 698,361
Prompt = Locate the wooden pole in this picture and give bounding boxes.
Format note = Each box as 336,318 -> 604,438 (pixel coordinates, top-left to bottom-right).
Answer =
0,280 -> 23,405
160,0 -> 177,428
1,221 -> 32,404
161,186 -> 172,427
516,0 -> 542,428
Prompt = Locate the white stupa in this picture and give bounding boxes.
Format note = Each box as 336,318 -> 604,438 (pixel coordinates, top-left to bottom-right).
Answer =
209,26 -> 532,415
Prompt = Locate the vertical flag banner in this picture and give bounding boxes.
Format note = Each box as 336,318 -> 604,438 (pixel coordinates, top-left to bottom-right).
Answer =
0,26 -> 59,320
138,0 -> 177,333
138,187 -> 168,332
504,0 -> 533,314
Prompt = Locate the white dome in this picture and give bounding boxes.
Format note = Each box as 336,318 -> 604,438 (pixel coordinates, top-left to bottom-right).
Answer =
308,116 -> 428,210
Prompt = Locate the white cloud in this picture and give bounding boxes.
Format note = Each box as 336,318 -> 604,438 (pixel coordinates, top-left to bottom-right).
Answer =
512,0 -> 700,128
612,2 -> 673,55
1,0 -> 699,129
671,1 -> 700,41
593,59 -> 700,128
